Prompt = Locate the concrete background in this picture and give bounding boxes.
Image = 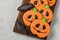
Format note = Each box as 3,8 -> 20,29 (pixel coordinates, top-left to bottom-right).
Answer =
0,0 -> 60,40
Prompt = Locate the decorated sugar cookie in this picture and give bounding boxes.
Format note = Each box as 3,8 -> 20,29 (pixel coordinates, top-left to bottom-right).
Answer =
36,5 -> 53,23
30,20 -> 50,38
23,8 -> 42,27
13,0 -> 57,39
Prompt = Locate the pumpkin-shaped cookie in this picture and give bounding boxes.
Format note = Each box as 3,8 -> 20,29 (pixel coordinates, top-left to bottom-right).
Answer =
36,5 -> 53,23
30,20 -> 50,38
48,0 -> 56,6
23,10 -> 42,27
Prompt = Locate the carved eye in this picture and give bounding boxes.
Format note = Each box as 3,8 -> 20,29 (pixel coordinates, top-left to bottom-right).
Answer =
35,15 -> 38,19
43,25 -> 46,30
40,0 -> 44,4
46,12 -> 49,16
35,24 -> 40,28
28,15 -> 32,19
34,1 -> 38,5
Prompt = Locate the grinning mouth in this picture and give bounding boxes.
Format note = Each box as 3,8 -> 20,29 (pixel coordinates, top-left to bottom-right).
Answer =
34,27 -> 47,33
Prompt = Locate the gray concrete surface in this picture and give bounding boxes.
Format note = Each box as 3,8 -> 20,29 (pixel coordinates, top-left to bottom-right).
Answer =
0,0 -> 60,40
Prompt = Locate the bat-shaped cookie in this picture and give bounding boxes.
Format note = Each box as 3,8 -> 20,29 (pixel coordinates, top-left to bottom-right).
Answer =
18,4 -> 34,11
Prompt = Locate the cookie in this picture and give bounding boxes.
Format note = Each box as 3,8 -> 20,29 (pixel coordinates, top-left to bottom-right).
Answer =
30,20 -> 50,38
13,0 -> 57,39
23,9 -> 42,27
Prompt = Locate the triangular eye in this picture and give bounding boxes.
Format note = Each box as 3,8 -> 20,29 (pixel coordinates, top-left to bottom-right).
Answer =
46,12 -> 49,16
35,24 -> 40,28
43,25 -> 46,30
34,1 -> 38,5
35,15 -> 38,19
28,15 -> 32,19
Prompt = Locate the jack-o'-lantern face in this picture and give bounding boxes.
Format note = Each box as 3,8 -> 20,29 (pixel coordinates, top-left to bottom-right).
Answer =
36,5 -> 53,23
23,8 -> 42,27
30,0 -> 48,7
30,20 -> 50,38
48,0 -> 56,6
